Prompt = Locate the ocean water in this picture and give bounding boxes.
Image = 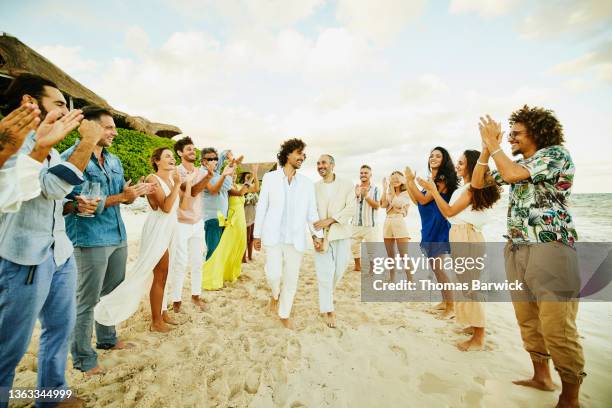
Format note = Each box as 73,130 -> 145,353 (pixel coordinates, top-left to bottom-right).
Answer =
379,193 -> 612,243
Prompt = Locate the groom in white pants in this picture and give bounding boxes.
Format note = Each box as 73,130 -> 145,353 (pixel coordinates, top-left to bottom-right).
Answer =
253,138 -> 323,329
313,154 -> 355,328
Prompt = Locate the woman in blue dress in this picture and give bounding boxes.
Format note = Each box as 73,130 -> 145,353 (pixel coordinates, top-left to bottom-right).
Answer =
405,147 -> 459,319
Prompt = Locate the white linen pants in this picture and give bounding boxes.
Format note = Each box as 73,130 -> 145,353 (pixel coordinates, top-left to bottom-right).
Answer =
314,239 -> 351,313
265,244 -> 303,319
169,220 -> 205,302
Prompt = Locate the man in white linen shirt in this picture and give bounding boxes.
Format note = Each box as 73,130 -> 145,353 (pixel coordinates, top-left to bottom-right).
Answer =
253,138 -> 324,329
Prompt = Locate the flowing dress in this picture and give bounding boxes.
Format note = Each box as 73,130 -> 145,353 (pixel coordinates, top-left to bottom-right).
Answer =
202,193 -> 247,290
94,175 -> 178,326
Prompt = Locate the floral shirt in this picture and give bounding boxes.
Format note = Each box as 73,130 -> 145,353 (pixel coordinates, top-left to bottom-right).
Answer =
492,145 -> 577,247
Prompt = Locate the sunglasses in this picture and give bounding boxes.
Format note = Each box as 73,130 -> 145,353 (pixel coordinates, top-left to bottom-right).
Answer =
508,130 -> 527,140
203,157 -> 219,161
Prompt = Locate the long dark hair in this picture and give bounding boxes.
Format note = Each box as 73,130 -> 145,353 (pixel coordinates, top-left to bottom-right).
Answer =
463,149 -> 501,211
151,147 -> 171,172
428,146 -> 459,198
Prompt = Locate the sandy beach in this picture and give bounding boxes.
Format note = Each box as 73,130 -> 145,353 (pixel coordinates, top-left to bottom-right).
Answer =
11,208 -> 612,408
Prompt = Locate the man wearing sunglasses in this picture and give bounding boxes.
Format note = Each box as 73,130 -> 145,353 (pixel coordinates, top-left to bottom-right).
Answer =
200,148 -> 235,261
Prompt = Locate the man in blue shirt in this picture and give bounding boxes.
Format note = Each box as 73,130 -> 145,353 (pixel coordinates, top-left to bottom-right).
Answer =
0,74 -> 103,407
62,106 -> 152,375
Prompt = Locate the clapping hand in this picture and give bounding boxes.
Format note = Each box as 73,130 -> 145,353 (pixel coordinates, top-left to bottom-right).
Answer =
77,117 -> 105,146
122,178 -> 154,203
0,104 -> 41,157
222,163 -> 236,176
404,166 -> 415,181
478,115 -> 503,152
184,170 -> 197,184
202,159 -> 215,175
416,176 -> 436,192
172,168 -> 181,184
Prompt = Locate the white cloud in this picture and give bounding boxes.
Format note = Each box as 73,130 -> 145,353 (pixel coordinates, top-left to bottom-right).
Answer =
168,0 -> 324,32
518,0 -> 612,39
550,41 -> 612,85
336,0 -> 426,44
401,74 -> 450,102
35,45 -> 98,77
449,0 -> 522,18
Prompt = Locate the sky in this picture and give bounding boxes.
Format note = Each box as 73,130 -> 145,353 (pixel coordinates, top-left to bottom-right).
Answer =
2,0 -> 611,193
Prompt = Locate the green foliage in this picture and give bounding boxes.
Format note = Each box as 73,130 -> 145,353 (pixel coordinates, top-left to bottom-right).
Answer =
56,128 -> 200,182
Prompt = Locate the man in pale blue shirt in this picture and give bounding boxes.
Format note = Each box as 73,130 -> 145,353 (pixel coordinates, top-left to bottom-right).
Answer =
201,148 -> 235,259
0,74 -> 103,407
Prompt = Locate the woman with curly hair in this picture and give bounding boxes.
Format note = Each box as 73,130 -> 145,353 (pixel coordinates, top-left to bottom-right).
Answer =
406,147 -> 458,319
418,149 -> 501,351
472,106 -> 583,407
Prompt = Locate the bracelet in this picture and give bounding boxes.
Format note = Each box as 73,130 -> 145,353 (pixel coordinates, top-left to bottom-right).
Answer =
490,148 -> 502,157
476,161 -> 488,166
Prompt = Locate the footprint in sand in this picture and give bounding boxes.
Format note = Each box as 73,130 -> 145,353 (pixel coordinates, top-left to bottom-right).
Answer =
244,366 -> 262,394
388,344 -> 409,364
418,372 -> 453,394
285,338 -> 302,362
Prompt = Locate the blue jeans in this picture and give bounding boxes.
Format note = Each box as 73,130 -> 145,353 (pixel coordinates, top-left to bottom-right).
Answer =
0,253 -> 76,408
71,244 -> 127,372
204,219 -> 224,260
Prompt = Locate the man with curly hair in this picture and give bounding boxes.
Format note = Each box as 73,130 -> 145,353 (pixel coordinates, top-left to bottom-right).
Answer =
472,106 -> 584,408
253,138 -> 324,329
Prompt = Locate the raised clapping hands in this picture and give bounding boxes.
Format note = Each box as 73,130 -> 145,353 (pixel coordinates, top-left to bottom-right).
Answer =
184,170 -> 197,184
35,109 -> 84,150
123,177 -> 155,203
0,104 -> 41,159
201,159 -> 215,175
478,115 -> 503,152
77,117 -> 105,146
416,176 -> 436,192
172,168 -> 181,184
404,166 -> 415,181
222,163 -> 236,176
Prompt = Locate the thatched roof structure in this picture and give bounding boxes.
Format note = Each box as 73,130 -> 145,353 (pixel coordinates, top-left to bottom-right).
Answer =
0,33 -> 181,138
238,162 -> 277,180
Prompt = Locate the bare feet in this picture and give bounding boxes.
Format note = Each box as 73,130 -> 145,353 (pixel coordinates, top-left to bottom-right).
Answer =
268,297 -> 279,315
84,366 -> 106,376
162,311 -> 179,325
456,337 -> 484,351
111,341 -> 136,350
513,378 -> 556,391
280,318 -> 293,329
173,301 -> 181,313
325,312 -> 337,328
436,307 -> 455,320
191,295 -> 206,311
150,321 -> 172,333
433,302 -> 446,310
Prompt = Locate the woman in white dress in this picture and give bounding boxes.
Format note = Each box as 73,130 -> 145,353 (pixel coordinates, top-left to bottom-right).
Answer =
94,147 -> 193,333
417,150 -> 501,351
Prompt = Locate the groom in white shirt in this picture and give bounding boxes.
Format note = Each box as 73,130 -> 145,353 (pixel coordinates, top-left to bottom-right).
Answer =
253,138 -> 323,329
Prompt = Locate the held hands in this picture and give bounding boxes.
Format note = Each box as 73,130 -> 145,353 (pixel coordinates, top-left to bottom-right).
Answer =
0,104 -> 41,155
253,238 -> 261,251
478,115 -> 503,152
75,195 -> 100,215
313,237 -> 324,252
313,218 -> 334,230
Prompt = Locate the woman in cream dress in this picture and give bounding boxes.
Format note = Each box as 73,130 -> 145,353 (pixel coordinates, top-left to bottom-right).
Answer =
95,148 -> 195,333
417,150 -> 501,351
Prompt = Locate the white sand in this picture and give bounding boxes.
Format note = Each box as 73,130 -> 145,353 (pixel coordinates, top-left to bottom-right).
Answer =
11,209 -> 612,407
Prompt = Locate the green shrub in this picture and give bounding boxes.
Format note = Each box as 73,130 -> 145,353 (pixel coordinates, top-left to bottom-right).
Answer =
56,128 -> 200,182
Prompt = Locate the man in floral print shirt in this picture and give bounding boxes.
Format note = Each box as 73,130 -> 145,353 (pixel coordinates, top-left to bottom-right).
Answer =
472,106 -> 584,408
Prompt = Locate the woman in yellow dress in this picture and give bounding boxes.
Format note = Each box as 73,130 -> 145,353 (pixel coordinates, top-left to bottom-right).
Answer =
202,165 -> 260,289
